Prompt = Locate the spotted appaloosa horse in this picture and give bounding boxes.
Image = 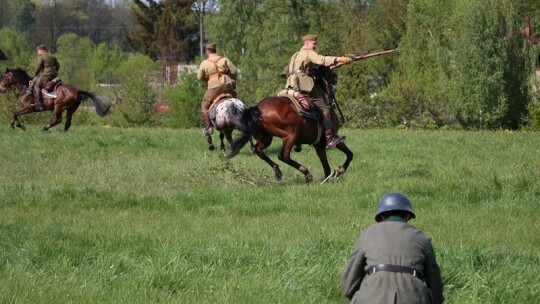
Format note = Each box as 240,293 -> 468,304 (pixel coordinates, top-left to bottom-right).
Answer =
205,97 -> 247,151
227,66 -> 353,183
0,67 -> 110,131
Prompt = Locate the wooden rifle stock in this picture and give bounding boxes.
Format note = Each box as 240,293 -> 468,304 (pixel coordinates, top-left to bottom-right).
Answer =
331,48 -> 398,69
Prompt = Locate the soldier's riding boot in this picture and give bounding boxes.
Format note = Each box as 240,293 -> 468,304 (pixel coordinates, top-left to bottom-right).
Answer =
202,112 -> 213,136
34,85 -> 44,108
323,112 -> 345,149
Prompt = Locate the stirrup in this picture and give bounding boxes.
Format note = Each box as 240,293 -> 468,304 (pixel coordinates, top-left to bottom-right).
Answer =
326,136 -> 346,149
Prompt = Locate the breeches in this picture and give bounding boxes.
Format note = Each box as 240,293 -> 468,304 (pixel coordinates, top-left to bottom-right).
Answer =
201,84 -> 236,113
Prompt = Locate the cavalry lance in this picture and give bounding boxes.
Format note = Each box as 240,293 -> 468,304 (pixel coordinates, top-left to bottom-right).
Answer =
331,48 -> 398,69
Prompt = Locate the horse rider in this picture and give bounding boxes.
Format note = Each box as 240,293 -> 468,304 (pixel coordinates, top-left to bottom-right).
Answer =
341,192 -> 444,304
29,44 -> 60,108
197,42 -> 238,136
285,34 -> 351,149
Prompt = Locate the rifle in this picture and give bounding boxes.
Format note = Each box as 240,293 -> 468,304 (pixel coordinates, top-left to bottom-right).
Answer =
331,48 -> 398,69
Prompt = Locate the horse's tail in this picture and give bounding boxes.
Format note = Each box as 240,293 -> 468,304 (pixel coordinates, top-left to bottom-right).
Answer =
228,105 -> 262,158
78,90 -> 111,117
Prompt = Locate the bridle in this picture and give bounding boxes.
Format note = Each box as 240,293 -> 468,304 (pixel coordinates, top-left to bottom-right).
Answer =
0,72 -> 14,93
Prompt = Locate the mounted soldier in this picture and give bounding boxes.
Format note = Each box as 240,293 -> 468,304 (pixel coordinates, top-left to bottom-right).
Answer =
29,45 -> 60,108
197,43 -> 238,136
285,34 -> 351,149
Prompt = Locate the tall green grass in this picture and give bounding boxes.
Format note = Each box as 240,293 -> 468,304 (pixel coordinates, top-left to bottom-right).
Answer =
1,126 -> 539,303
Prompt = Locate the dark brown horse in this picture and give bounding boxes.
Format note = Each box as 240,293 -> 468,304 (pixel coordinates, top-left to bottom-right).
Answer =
228,66 -> 353,183
0,68 -> 110,131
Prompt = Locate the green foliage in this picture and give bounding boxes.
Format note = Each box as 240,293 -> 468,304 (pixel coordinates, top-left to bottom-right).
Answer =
110,54 -> 160,127
56,33 -> 96,87
0,27 -> 31,69
161,69 -> 204,128
127,0 -> 198,62
9,0 -> 36,34
90,43 -> 127,84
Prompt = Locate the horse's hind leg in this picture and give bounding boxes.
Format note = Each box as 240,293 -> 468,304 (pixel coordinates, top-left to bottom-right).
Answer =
64,106 -> 78,131
222,129 -> 234,151
278,137 -> 313,182
43,110 -> 63,131
206,134 -> 215,151
252,137 -> 283,181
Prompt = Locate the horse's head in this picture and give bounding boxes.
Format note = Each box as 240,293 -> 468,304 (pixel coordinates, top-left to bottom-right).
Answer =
0,69 -> 15,93
0,68 -> 31,93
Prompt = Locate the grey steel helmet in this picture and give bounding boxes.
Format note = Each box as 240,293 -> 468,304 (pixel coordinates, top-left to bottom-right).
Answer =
375,192 -> 416,222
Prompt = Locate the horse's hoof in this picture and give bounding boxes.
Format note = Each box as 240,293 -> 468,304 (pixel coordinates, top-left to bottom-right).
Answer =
20,126 -> 26,131
305,173 -> 313,183
293,144 -> 302,152
208,144 -> 215,151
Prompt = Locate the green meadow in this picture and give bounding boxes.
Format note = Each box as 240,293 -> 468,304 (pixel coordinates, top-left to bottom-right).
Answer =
0,125 -> 539,303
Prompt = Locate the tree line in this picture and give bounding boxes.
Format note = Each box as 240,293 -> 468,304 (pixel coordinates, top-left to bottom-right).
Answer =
1,0 -> 540,130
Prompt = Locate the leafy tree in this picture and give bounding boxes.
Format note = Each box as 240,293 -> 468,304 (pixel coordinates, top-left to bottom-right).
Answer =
0,28 -> 31,69
110,54 -> 160,127
90,43 -> 127,83
55,33 -> 96,87
449,0 -> 520,128
126,0 -> 198,63
9,0 -> 35,34
162,69 -> 204,128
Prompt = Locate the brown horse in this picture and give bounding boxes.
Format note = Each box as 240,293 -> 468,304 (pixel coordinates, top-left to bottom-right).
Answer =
228,66 -> 353,183
0,68 -> 110,131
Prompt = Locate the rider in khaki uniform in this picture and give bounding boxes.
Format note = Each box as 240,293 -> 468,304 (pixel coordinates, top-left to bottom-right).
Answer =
29,44 -> 60,107
341,192 -> 444,304
197,43 -> 238,136
286,34 -> 351,149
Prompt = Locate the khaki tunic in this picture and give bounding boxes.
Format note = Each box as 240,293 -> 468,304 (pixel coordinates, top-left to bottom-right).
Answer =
285,47 -> 337,93
197,54 -> 238,113
341,221 -> 444,304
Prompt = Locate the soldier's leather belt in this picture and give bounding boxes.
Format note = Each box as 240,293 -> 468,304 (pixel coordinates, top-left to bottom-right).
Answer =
369,264 -> 421,278
208,72 -> 226,79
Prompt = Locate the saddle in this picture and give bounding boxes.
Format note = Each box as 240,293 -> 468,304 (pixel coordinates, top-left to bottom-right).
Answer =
277,89 -> 318,120
41,78 -> 62,99
208,93 -> 234,123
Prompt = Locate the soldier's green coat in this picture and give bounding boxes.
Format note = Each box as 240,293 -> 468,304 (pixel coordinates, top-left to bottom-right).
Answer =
34,51 -> 59,78
341,220 -> 444,304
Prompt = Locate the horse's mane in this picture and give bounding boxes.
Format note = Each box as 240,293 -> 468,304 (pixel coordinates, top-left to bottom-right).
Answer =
5,68 -> 31,84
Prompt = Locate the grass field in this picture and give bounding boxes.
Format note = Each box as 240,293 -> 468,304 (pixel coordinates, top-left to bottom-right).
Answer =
1,125 -> 539,303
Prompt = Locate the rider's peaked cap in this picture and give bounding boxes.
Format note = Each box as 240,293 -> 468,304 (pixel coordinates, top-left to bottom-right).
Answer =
36,44 -> 47,51
301,34 -> 318,42
205,43 -> 216,50
375,192 -> 416,222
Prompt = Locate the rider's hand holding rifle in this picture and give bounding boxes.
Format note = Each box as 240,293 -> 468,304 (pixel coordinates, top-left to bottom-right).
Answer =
331,48 -> 398,69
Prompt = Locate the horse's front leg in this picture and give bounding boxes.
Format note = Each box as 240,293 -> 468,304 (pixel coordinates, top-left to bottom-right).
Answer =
314,143 -> 332,182
10,108 -> 33,131
333,142 -> 354,178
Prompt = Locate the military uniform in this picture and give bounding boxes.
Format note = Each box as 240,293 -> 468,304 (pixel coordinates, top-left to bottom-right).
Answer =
341,195 -> 444,304
197,44 -> 238,135
30,45 -> 60,106
285,34 -> 347,149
